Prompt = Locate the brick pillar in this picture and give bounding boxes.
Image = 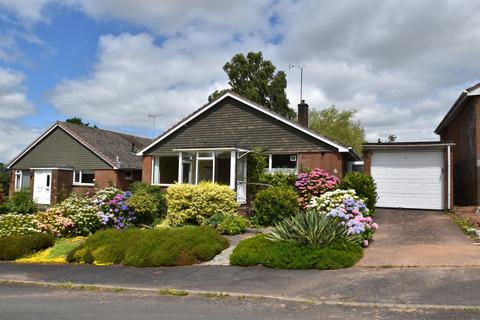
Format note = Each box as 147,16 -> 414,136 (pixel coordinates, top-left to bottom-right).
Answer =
142,156 -> 153,185
363,151 -> 372,176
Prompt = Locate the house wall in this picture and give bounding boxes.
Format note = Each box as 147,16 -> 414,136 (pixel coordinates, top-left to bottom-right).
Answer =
297,152 -> 345,177
440,96 -> 478,205
51,169 -> 73,204
146,97 -> 337,156
11,127 -> 111,170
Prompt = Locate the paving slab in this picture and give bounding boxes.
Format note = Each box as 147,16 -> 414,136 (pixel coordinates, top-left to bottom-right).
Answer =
358,209 -> 480,267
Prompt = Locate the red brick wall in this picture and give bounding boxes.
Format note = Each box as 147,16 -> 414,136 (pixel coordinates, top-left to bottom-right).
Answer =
142,156 -> 153,185
363,151 -> 371,176
94,169 -> 120,189
297,152 -> 345,177
8,171 -> 15,198
51,169 -> 74,204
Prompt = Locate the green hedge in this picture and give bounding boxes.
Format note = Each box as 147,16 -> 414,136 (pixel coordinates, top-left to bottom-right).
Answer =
0,233 -> 54,260
253,186 -> 299,226
230,235 -> 363,269
67,226 -> 229,267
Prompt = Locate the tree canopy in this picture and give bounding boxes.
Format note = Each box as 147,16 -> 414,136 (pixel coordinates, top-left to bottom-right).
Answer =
0,163 -> 9,202
209,52 -> 295,119
308,106 -> 365,155
66,117 -> 97,128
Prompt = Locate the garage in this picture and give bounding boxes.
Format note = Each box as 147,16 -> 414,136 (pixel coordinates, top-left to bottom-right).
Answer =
363,142 -> 454,210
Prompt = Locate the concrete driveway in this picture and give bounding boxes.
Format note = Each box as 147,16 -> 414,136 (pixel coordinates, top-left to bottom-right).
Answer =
358,209 -> 480,267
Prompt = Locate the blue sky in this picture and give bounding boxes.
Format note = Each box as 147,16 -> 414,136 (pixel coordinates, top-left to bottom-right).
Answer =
1,0 -> 480,163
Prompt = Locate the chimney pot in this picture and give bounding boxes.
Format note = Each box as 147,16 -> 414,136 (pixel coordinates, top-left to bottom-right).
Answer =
298,100 -> 309,127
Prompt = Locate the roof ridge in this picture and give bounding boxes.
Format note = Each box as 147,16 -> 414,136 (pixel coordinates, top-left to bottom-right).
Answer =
59,121 -> 151,142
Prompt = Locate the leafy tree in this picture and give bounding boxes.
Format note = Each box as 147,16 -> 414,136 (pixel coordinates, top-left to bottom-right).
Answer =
209,52 -> 295,119
309,106 -> 365,155
66,117 -> 97,128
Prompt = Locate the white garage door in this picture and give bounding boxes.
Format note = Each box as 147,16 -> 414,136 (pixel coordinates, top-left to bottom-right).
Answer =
371,150 -> 444,210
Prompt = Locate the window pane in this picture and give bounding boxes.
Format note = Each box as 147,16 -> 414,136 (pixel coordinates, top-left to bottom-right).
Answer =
22,171 -> 31,188
74,171 -> 81,183
15,171 -> 22,190
215,151 -> 230,185
159,156 -> 179,184
198,152 -> 214,158
182,153 -> 195,184
153,157 -> 160,184
81,172 -> 94,184
272,154 -> 297,173
46,174 -> 50,187
197,159 -> 213,183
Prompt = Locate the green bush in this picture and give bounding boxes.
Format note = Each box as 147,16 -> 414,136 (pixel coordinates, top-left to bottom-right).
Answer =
339,172 -> 377,214
0,233 -> 54,260
127,186 -> 167,224
165,182 -> 238,226
129,181 -> 149,193
203,213 -> 248,235
253,186 -> 299,226
268,211 -> 354,246
0,214 -> 39,236
230,234 -> 363,269
7,189 -> 37,214
258,172 -> 297,188
67,226 -> 229,267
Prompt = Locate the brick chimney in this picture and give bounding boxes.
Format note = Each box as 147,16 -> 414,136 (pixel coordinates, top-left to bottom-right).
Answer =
298,100 -> 309,127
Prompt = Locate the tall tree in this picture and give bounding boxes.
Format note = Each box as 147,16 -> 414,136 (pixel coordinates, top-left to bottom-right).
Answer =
309,106 -> 365,155
209,52 -> 295,119
0,163 -> 9,202
66,117 -> 97,128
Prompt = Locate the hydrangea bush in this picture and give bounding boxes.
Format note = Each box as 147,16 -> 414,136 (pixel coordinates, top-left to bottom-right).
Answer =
93,187 -> 136,229
295,168 -> 339,208
0,214 -> 40,236
326,197 -> 378,247
308,189 -> 359,212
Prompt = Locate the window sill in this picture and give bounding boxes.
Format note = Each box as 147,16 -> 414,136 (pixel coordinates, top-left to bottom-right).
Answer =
72,183 -> 95,187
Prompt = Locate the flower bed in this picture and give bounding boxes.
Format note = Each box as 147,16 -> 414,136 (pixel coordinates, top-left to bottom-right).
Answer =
295,168 -> 339,208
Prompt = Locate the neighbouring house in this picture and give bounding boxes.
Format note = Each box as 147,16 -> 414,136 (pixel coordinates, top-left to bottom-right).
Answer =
435,83 -> 480,206
6,121 -> 151,205
136,91 -> 361,204
363,142 -> 454,211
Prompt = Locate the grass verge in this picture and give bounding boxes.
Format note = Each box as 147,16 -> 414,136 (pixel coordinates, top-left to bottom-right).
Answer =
230,234 -> 363,269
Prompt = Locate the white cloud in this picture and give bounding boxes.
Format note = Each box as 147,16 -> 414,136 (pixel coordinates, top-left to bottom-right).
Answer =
0,67 -> 34,119
0,122 -> 40,164
0,0 -> 51,23
6,0 -> 480,144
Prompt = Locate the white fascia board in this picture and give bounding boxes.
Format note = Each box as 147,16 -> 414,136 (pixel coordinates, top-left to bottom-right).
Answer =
137,92 -> 349,155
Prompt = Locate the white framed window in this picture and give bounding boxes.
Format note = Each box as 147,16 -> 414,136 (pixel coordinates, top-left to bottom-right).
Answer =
73,170 -> 95,186
265,154 -> 298,174
152,156 -> 179,186
14,170 -> 31,191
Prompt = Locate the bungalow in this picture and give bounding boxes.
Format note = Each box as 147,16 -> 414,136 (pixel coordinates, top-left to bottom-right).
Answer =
137,91 -> 361,203
6,121 -> 151,205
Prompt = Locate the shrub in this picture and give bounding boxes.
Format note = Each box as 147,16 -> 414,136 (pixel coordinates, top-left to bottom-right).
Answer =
253,186 -> 299,226
129,181 -> 149,193
67,226 -> 229,267
49,195 -> 101,236
93,188 -> 136,229
230,234 -> 363,269
127,186 -> 167,224
295,169 -> 339,208
33,210 -> 75,237
203,213 -> 248,235
327,197 -> 378,247
258,172 -> 297,189
268,211 -> 353,246
339,172 -> 378,214
247,147 -> 268,199
0,233 -> 54,260
0,214 -> 39,236
308,189 -> 360,212
165,182 -> 238,226
6,188 -> 38,214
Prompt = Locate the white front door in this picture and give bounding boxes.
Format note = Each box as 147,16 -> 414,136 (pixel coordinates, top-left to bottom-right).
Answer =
33,170 -> 52,205
371,150 -> 444,210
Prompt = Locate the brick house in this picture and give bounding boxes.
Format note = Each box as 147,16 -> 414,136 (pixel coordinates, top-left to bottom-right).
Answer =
137,91 -> 361,203
435,83 -> 480,205
6,121 -> 151,205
